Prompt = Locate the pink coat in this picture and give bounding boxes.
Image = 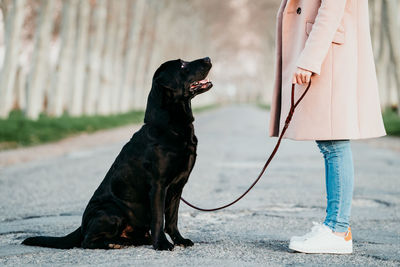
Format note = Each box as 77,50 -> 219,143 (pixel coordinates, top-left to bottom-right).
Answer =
269,0 -> 386,140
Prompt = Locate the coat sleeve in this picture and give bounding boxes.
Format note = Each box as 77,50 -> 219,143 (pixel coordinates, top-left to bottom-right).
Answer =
296,0 -> 348,75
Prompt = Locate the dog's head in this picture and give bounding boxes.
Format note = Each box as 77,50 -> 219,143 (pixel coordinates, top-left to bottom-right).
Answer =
153,57 -> 213,101
145,58 -> 213,126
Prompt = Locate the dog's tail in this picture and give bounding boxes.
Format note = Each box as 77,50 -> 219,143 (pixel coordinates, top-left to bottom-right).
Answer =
22,227 -> 83,249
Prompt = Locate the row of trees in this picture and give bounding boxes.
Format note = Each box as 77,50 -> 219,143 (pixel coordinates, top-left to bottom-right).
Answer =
0,0 -> 217,119
370,0 -> 400,114
0,0 -> 398,119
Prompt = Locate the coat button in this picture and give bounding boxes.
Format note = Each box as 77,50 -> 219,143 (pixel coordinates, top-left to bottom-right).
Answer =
296,7 -> 302,14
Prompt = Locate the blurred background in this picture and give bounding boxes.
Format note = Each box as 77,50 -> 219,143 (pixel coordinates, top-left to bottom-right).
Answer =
0,0 -> 399,147
1,2 -> 399,264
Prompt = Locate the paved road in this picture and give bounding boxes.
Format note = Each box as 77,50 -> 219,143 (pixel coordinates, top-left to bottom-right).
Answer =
0,106 -> 399,266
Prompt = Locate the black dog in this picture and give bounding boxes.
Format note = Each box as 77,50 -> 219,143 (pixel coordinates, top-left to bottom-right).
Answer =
22,57 -> 213,250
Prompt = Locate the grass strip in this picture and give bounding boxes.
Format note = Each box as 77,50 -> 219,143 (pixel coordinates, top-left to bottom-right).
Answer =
0,110 -> 145,149
382,108 -> 400,137
0,104 -> 219,150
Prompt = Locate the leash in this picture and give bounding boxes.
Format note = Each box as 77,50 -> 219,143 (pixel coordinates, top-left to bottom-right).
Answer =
180,80 -> 312,212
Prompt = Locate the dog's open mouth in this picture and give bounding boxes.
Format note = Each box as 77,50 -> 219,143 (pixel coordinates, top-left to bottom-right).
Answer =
189,78 -> 213,93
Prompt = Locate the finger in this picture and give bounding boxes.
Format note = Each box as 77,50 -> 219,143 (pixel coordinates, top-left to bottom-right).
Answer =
300,73 -> 306,84
296,74 -> 303,85
292,75 -> 297,84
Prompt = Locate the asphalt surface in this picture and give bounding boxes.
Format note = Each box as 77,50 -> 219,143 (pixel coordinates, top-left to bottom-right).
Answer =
0,105 -> 399,266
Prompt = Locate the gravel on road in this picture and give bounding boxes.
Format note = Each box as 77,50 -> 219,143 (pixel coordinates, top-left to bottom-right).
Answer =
0,105 -> 399,266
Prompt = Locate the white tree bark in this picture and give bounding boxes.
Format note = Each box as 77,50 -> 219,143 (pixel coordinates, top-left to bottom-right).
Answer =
25,0 -> 55,119
14,65 -> 26,110
68,0 -> 90,116
145,0 -> 169,95
84,0 -> 107,115
0,0 -> 11,43
48,0 -> 78,116
383,0 -> 400,113
147,0 -> 173,72
132,0 -> 157,110
0,0 -> 26,118
97,0 -> 118,115
120,0 -> 147,112
110,0 -> 128,114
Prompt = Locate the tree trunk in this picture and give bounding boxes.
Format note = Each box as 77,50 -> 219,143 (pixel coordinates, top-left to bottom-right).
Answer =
48,0 -> 78,117
25,0 -> 55,119
0,0 -> 11,44
97,0 -> 118,115
382,0 -> 400,114
143,0 -> 167,97
133,0 -> 157,110
0,0 -> 26,118
14,65 -> 27,110
84,0 -> 107,115
69,0 -> 90,116
120,0 -> 147,112
110,0 -> 128,114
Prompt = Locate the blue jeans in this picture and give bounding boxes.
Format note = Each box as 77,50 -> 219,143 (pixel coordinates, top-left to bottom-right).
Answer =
316,140 -> 354,233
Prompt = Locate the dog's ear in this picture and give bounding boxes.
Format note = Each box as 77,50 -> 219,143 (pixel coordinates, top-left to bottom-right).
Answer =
154,74 -> 175,104
154,72 -> 174,90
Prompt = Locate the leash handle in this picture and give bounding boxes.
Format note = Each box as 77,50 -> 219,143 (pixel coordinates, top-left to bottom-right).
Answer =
181,81 -> 312,212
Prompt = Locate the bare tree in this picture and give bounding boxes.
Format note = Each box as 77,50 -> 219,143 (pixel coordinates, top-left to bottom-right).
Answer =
96,0 -> 118,115
141,0 -> 166,100
48,0 -> 78,116
84,0 -> 107,115
131,0 -> 153,110
0,0 -> 27,118
25,0 -> 55,119
110,0 -> 128,114
69,0 -> 90,116
382,0 -> 400,114
119,0 -> 147,112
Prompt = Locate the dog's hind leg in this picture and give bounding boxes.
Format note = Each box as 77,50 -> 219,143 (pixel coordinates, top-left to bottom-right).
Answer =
81,214 -> 126,249
120,225 -> 152,246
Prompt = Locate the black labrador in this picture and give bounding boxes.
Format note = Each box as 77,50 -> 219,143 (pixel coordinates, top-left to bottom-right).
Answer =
22,57 -> 213,251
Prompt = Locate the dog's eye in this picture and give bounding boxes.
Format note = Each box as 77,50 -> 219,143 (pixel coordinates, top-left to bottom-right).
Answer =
180,61 -> 187,69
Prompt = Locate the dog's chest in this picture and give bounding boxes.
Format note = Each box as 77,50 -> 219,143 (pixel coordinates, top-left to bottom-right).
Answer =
177,140 -> 196,169
167,140 -> 197,184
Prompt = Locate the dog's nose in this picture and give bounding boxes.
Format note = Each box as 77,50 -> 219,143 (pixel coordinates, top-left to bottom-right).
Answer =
203,57 -> 211,64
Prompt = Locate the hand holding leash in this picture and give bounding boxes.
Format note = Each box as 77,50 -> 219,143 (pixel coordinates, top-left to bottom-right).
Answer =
181,80 -> 312,212
293,67 -> 312,85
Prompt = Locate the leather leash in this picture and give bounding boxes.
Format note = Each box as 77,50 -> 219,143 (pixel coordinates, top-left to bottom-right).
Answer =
180,80 -> 312,212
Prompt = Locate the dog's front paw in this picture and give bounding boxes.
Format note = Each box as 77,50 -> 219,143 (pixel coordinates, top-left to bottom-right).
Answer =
174,237 -> 194,247
153,239 -> 174,251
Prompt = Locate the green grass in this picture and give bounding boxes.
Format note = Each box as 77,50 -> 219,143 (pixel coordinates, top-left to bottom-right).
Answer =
0,104 -> 219,150
383,107 -> 400,137
0,110 -> 145,150
192,103 -> 220,113
256,102 -> 270,110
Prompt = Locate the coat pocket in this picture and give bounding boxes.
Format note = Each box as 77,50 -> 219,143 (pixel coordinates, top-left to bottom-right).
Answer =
306,21 -> 345,45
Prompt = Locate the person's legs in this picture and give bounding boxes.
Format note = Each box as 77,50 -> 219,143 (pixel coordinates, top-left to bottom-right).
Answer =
316,140 -> 354,233
288,140 -> 354,254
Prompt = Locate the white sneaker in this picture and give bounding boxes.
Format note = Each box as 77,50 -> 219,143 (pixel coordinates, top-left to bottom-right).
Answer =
289,223 -> 353,254
289,221 -> 322,243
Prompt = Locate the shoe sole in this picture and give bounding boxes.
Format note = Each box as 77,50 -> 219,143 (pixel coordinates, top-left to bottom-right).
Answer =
289,243 -> 353,254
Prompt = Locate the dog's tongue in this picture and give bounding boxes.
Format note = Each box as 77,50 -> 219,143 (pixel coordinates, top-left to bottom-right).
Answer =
199,78 -> 209,84
191,78 -> 210,89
